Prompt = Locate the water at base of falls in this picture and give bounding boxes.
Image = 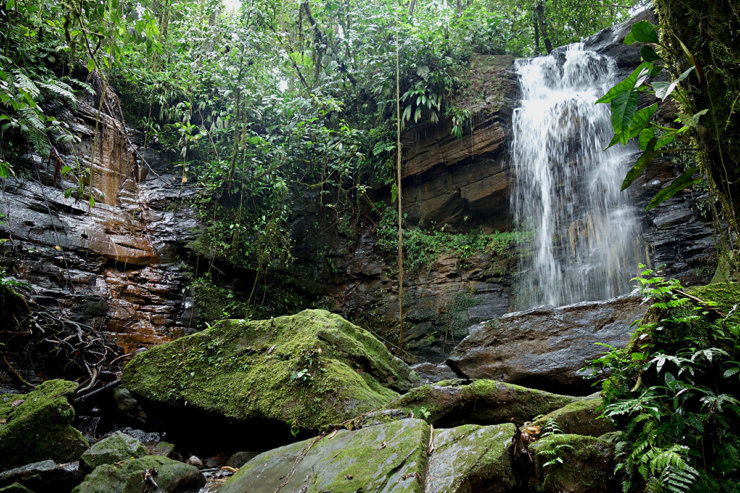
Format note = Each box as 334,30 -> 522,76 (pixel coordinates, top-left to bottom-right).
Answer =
512,43 -> 641,310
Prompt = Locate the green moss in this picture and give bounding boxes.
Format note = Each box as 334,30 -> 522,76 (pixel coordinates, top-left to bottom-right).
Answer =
122,309 -> 418,433
530,434 -> 615,493
427,423 -> 516,492
687,282 -> 740,326
81,431 -> 147,469
393,379 -> 578,426
532,398 -> 613,437
72,455 -> 203,493
0,379 -> 88,469
0,484 -> 35,493
221,418 -> 429,493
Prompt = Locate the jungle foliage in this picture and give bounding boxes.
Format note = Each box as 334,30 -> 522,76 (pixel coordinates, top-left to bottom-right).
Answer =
588,269 -> 740,493
1,0 -> 643,284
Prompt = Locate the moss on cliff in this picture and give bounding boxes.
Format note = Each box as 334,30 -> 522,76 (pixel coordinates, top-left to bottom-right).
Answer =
121,309 -> 418,433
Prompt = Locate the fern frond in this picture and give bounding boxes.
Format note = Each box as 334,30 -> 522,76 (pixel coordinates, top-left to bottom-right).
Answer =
63,77 -> 95,96
39,80 -> 78,108
13,70 -> 40,99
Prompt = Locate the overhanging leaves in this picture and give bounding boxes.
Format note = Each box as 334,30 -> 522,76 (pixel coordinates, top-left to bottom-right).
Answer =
622,138 -> 657,191
646,166 -> 702,210
596,61 -> 652,104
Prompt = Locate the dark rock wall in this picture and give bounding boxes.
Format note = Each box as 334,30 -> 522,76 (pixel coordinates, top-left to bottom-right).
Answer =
317,11 -> 715,362
0,101 -> 198,387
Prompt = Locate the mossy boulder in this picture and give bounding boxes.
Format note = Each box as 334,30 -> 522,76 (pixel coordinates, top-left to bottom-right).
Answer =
532,398 -> 613,437
392,379 -> 579,427
220,418 -> 430,493
72,455 -> 203,493
121,309 -> 418,434
530,434 -> 616,493
0,380 -> 88,469
426,423 -> 516,492
0,484 -> 34,493
80,431 -> 147,469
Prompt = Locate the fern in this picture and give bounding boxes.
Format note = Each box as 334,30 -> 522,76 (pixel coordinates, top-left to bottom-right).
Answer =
63,77 -> 96,96
13,69 -> 40,99
39,80 -> 77,108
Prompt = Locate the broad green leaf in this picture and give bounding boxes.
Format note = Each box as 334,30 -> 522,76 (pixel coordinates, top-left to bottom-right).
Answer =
610,89 -> 640,145
639,128 -> 655,151
622,139 -> 657,191
596,62 -> 652,104
630,21 -> 659,44
87,58 -> 95,73
624,32 -> 636,45
627,103 -> 658,139
656,131 -> 676,149
640,45 -> 661,62
646,166 -> 702,210
653,66 -> 695,101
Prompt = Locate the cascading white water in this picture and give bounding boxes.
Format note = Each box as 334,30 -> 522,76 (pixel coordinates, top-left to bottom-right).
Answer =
512,44 -> 640,309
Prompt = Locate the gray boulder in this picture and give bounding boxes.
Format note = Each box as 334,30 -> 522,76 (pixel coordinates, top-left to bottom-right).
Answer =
447,296 -> 645,393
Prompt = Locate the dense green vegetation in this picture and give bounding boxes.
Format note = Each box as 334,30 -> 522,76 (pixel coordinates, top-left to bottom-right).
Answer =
1,0 -> 643,284
2,1 -> 740,491
588,269 -> 740,492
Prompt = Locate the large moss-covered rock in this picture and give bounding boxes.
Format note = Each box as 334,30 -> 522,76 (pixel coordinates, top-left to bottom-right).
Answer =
426,423 -> 516,492
221,418 -> 430,493
393,379 -> 578,427
80,431 -> 147,469
530,434 -> 616,493
532,398 -> 613,437
72,455 -> 203,493
121,309 -> 418,433
0,380 -> 88,469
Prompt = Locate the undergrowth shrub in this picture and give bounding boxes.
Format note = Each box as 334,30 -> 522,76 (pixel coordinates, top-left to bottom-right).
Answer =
587,266 -> 740,493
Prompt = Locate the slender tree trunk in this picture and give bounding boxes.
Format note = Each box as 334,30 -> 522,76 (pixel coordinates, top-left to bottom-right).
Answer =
535,0 -> 552,54
395,1 -> 404,351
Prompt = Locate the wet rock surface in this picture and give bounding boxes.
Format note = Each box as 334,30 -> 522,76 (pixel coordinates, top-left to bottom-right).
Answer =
446,296 -> 646,394
71,455 -> 204,493
393,379 -> 578,428
220,418 -> 430,493
0,460 -> 83,493
0,101 -> 197,388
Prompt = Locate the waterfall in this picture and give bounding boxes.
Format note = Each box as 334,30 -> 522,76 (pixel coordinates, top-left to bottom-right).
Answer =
512,44 -> 640,309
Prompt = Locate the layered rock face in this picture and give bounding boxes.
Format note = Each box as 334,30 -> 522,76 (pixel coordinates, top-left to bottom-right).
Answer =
317,10 -> 716,361
0,100 -> 197,387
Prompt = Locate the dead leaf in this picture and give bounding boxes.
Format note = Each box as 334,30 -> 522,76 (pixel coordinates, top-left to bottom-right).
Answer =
344,474 -> 353,480
11,400 -> 23,407
220,466 -> 238,473
524,425 -> 541,435
378,441 -> 386,450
